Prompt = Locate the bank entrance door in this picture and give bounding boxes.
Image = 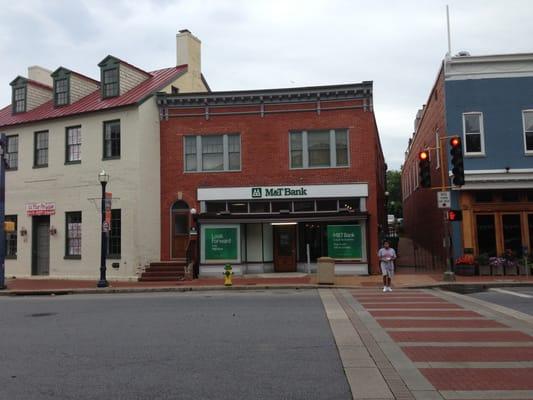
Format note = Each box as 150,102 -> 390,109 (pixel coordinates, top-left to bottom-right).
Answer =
273,225 -> 297,272
32,216 -> 50,275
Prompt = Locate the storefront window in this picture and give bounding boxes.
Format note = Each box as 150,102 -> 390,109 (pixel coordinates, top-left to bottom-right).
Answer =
502,214 -> 523,257
293,201 -> 315,212
502,191 -> 520,202
228,202 -> 248,213
317,199 -> 338,211
476,214 -> 497,257
250,202 -> 270,213
272,201 -> 292,213
5,215 -> 17,258
206,202 -> 227,213
474,191 -> 493,203
529,214 -> 533,256
340,199 -> 359,211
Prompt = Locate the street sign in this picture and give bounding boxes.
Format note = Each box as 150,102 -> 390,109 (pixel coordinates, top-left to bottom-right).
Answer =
437,191 -> 451,209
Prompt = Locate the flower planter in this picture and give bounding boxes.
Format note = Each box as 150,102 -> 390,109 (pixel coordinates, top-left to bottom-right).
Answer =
454,264 -> 476,276
478,264 -> 491,276
491,264 -> 504,275
504,263 -> 518,276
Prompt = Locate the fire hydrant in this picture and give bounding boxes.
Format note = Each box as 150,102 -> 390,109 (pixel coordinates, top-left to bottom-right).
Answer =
223,264 -> 234,286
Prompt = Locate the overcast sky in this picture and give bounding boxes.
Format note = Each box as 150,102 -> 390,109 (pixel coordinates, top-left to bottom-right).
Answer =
1,0 -> 533,169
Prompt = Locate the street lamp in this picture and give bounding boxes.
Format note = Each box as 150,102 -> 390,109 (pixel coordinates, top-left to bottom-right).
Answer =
97,170 -> 109,288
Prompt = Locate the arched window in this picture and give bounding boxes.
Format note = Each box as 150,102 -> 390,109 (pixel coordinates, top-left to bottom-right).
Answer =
171,200 -> 189,211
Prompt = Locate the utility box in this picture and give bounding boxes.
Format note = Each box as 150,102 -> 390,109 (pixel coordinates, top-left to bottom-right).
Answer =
317,257 -> 335,285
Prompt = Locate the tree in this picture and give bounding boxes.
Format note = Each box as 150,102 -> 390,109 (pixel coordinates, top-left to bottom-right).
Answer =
386,170 -> 402,217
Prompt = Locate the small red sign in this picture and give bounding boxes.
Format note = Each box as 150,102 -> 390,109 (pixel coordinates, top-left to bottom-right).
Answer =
26,202 -> 56,216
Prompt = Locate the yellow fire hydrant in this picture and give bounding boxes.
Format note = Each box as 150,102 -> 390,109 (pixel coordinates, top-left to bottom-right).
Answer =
223,264 -> 234,286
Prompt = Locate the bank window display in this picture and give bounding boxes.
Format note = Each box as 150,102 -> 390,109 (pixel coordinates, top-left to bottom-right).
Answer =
66,126 -> 81,163
65,212 -> 82,258
108,209 -> 121,258
103,120 -> 121,159
523,111 -> 533,153
34,130 -> 49,167
184,134 -> 241,172
6,135 -> 18,170
201,225 -> 241,264
289,129 -> 349,168
462,113 -> 485,155
5,215 -> 17,259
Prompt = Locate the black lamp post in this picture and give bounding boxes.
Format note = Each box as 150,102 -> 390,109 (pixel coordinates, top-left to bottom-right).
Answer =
97,170 -> 109,288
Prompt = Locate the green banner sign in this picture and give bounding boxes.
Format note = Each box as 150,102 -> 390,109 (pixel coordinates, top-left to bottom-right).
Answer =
204,227 -> 238,260
327,225 -> 362,259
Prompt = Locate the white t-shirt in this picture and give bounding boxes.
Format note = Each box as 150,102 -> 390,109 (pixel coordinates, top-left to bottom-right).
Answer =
378,247 -> 396,269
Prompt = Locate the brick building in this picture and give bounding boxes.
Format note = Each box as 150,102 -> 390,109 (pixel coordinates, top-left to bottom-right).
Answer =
402,52 -> 533,264
156,83 -> 386,276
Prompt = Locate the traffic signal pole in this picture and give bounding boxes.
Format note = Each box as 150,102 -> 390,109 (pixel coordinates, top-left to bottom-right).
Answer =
0,134 -> 6,289
439,135 -> 456,282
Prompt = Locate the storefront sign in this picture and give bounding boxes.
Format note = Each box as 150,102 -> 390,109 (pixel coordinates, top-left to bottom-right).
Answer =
26,202 -> 56,216
199,183 -> 368,201
204,227 -> 238,260
327,225 -> 362,259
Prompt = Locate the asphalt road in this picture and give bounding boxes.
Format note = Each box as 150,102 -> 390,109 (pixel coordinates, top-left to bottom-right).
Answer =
468,286 -> 533,316
0,290 -> 351,400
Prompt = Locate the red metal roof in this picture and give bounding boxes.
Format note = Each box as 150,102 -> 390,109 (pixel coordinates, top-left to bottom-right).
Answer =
0,65 -> 187,128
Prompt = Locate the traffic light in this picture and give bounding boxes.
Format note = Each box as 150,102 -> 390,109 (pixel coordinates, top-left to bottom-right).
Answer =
450,137 -> 465,186
448,209 -> 463,221
418,150 -> 431,188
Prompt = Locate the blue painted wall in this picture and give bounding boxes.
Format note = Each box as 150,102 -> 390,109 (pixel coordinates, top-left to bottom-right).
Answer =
445,76 -> 533,171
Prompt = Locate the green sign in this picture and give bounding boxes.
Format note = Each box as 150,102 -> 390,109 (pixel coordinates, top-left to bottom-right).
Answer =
327,225 -> 362,259
204,227 -> 238,260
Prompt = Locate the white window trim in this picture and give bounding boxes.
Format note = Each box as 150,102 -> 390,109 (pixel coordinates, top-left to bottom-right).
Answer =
462,112 -> 486,156
183,134 -> 242,173
522,110 -> 533,155
289,129 -> 350,170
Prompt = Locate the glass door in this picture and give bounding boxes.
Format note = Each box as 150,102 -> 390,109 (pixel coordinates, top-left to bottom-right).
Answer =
502,214 -> 523,257
476,214 -> 497,257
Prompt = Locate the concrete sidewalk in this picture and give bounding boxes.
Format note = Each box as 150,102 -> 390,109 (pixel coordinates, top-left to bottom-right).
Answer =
1,273 -> 532,296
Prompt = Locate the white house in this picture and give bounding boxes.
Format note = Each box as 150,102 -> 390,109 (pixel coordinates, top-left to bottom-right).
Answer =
0,30 -> 208,280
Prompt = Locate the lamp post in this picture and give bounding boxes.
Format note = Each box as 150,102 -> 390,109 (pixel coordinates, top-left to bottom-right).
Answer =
97,170 -> 109,288
190,207 -> 199,279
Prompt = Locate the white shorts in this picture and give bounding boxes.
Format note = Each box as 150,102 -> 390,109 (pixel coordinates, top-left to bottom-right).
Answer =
380,263 -> 394,277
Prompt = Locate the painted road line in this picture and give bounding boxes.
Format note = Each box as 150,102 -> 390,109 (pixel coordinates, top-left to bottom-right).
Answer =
414,361 -> 533,368
389,330 -> 532,342
375,317 -> 487,320
490,288 -> 533,298
403,346 -> 533,362
440,389 -> 533,399
386,328 -> 511,332
398,342 -> 533,347
378,319 -> 505,328
420,368 -> 533,390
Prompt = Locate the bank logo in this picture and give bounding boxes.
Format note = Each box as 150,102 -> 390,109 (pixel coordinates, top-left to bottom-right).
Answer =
251,188 -> 262,198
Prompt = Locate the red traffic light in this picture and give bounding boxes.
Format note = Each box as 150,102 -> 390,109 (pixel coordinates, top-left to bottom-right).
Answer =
419,150 -> 429,161
450,137 -> 461,148
448,209 -> 463,221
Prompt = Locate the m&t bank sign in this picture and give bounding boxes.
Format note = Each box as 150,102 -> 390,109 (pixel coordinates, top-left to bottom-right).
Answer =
251,187 -> 308,198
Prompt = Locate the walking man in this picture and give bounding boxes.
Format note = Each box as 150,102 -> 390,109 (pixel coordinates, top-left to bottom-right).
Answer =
378,240 -> 396,292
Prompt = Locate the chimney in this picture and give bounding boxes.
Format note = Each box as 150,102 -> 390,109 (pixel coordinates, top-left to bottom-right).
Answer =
176,29 -> 201,75
28,66 -> 53,86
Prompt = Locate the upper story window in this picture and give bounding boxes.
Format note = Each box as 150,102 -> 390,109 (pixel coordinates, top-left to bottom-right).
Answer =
34,130 -> 49,168
66,126 -> 81,163
103,120 -> 121,159
6,135 -> 18,170
54,78 -> 69,106
184,134 -> 241,172
103,68 -> 119,98
462,112 -> 485,155
289,129 -> 349,169
523,110 -> 533,154
13,86 -> 26,113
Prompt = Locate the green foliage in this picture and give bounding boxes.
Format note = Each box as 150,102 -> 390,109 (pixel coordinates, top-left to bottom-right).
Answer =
386,170 -> 402,217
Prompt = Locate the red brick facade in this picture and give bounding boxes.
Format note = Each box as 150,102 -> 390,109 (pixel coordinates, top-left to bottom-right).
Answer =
159,85 -> 386,273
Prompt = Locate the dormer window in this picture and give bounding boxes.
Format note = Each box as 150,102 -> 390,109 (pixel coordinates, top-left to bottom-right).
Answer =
103,68 -> 119,98
54,77 -> 69,106
13,87 -> 26,113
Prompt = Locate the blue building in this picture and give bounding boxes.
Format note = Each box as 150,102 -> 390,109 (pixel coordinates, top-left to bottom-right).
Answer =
402,52 -> 533,266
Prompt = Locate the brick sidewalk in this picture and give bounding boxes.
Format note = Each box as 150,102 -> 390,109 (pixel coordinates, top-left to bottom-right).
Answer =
348,288 -> 533,398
